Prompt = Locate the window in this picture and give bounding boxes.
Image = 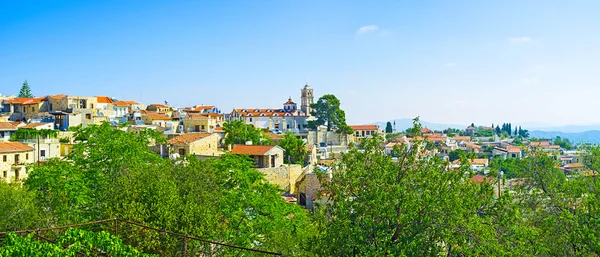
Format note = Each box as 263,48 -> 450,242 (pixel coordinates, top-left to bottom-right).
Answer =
286,124 -> 290,129
26,153 -> 29,159
41,150 -> 46,158
15,154 -> 19,164
2,155 -> 5,162
201,125 -> 205,130
249,118 -> 253,122
86,114 -> 91,119
2,170 -> 6,178
179,149 -> 186,155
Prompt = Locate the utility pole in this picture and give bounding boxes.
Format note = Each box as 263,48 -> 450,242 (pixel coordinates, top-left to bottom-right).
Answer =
498,158 -> 501,198
37,133 -> 40,167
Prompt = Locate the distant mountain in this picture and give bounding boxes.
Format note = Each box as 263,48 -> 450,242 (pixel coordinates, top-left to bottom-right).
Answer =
529,130 -> 600,144
374,118 -> 466,132
528,125 -> 600,133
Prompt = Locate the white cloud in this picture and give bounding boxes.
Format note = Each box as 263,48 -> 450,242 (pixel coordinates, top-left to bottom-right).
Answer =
444,62 -> 457,68
356,25 -> 379,35
509,37 -> 533,43
520,78 -> 539,84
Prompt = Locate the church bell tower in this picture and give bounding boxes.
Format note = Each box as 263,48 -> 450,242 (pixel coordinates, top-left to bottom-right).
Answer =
301,83 -> 314,116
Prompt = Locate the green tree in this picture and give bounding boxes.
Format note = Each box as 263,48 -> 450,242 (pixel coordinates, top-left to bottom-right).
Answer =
313,120 -> 500,256
24,123 -> 314,255
223,120 -> 270,146
448,149 -> 466,162
279,131 -> 307,164
310,94 -> 350,132
385,122 -> 393,133
553,136 -> 574,150
0,182 -> 43,231
18,80 -> 33,98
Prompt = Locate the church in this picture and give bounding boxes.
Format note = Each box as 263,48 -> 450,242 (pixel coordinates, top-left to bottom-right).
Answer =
228,84 -> 314,133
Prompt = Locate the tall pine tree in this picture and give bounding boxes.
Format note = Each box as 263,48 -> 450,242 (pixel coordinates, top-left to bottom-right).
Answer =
18,80 -> 33,98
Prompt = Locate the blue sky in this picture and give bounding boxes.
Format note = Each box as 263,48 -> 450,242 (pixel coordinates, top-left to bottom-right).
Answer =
1,0 -> 599,126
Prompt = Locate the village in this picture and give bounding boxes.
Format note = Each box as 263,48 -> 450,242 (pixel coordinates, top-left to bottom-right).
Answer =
0,84 -> 590,210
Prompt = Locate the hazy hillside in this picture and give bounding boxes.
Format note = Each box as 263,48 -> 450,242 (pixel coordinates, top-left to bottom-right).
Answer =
529,130 -> 600,144
374,118 -> 466,132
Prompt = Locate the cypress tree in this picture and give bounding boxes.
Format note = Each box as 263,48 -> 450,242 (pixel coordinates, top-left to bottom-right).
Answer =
18,80 -> 33,98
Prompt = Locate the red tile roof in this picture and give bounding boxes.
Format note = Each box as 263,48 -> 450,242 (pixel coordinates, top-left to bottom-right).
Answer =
530,141 -> 550,147
231,145 -> 279,155
149,104 -> 169,108
113,101 -> 130,107
234,108 -> 307,117
0,122 -> 17,131
185,113 -> 220,120
6,97 -> 44,105
21,122 -> 52,129
421,128 -> 433,133
564,163 -> 584,169
470,174 -> 491,184
49,94 -> 67,99
169,133 -> 214,144
186,105 -> 214,112
144,113 -> 171,121
350,125 -> 378,131
96,96 -> 115,104
0,142 -> 34,153
507,146 -> 521,153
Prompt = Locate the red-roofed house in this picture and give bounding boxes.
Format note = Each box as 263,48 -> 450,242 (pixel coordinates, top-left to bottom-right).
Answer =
350,124 -> 381,142
0,141 -> 34,182
228,90 -> 311,133
231,144 -> 285,168
0,122 -> 17,141
4,97 -> 47,121
147,104 -> 173,117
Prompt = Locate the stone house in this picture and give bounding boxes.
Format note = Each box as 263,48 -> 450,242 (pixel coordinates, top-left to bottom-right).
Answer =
230,144 -> 285,168
0,142 -> 34,182
168,132 -> 219,156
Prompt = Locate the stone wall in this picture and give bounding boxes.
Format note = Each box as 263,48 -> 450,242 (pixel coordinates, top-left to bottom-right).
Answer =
306,131 -> 353,146
258,164 -> 303,193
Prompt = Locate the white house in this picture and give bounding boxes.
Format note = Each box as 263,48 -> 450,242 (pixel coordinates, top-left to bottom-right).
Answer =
229,97 -> 309,133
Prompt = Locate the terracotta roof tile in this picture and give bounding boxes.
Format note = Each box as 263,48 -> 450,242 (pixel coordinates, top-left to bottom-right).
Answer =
0,122 -> 17,131
113,101 -> 130,107
50,94 -> 67,99
96,96 -> 115,104
186,105 -> 214,112
350,125 -> 378,131
149,104 -> 170,108
564,163 -> 584,169
470,174 -> 491,184
144,113 -> 171,121
0,142 -> 34,153
234,108 -> 307,117
231,145 -> 279,155
7,97 -> 44,105
21,122 -> 52,129
169,133 -> 214,144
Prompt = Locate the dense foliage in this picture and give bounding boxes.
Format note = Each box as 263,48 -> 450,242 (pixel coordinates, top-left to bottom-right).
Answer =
279,131 -> 307,164
0,228 -> 156,256
223,120 -> 272,146
310,94 -> 352,133
10,129 -> 58,141
1,123 -> 313,256
1,121 -> 600,256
